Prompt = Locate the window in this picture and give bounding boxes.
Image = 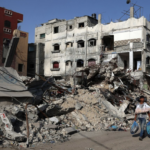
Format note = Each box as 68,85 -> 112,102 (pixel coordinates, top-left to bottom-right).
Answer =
102,35 -> 114,51
54,27 -> 59,33
66,61 -> 72,66
53,62 -> 59,68
77,59 -> 84,67
29,46 -> 35,52
66,61 -> 69,66
66,42 -> 73,48
4,20 -> 11,28
88,39 -> 96,47
147,34 -> 150,43
40,33 -> 45,39
146,57 -> 150,64
30,64 -> 35,69
54,44 -> 60,50
69,25 -> 72,29
79,23 -> 84,28
77,40 -> 84,48
18,64 -> 23,72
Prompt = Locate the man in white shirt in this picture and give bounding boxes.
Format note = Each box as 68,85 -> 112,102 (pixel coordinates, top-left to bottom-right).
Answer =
134,96 -> 150,141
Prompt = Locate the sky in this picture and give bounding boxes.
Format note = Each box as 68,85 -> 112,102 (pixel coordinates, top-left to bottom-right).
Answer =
1,0 -> 150,43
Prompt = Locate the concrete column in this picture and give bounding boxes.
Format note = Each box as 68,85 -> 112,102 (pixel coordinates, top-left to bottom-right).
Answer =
35,43 -> 40,80
130,7 -> 134,18
129,51 -> 134,71
98,14 -> 102,24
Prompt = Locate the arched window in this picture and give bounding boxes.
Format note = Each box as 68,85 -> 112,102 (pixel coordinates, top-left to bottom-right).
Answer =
66,42 -> 73,48
4,20 -> 11,28
77,40 -> 84,48
53,62 -> 59,68
77,59 -> 84,67
66,60 -> 72,66
88,59 -> 96,66
88,39 -> 96,47
54,44 -> 60,51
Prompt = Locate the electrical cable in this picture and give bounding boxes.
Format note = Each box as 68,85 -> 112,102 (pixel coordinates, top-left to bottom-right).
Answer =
0,69 -> 23,83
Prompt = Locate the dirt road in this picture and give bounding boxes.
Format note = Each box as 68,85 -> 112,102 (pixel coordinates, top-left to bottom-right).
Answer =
2,131 -> 150,150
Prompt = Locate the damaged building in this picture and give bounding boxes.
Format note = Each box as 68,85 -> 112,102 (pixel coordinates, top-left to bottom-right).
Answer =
34,7 -> 150,81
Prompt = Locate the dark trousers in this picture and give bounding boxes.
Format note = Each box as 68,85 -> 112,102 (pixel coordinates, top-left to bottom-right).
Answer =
139,118 -> 146,137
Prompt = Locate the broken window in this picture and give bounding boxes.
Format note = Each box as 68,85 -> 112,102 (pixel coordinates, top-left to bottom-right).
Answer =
77,40 -> 84,48
4,20 -> 11,28
54,44 -> 60,50
147,34 -> 150,43
77,59 -> 84,67
40,33 -> 45,39
146,56 -> 150,64
88,39 -> 96,47
54,27 -> 59,34
18,64 -> 23,72
66,61 -> 72,66
66,42 -> 73,48
66,61 -> 69,66
133,52 -> 141,71
79,23 -> 84,28
53,62 -> 59,68
102,35 -> 114,51
69,25 -> 72,30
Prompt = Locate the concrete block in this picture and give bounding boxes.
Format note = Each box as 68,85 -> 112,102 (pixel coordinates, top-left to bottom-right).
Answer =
49,117 -> 60,124
126,114 -> 135,120
44,124 -> 58,129
75,102 -> 83,110
62,127 -> 77,135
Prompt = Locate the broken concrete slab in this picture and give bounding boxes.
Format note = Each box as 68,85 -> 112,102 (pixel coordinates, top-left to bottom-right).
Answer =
126,114 -> 135,120
49,117 -> 60,124
62,127 -> 77,135
75,102 -> 83,110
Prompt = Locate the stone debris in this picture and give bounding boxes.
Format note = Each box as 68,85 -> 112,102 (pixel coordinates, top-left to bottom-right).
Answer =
0,57 -> 150,148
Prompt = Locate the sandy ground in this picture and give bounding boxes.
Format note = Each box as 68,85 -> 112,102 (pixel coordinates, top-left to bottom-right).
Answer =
1,131 -> 150,150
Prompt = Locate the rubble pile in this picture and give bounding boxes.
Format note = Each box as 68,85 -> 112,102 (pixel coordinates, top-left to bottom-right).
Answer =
1,57 -> 150,148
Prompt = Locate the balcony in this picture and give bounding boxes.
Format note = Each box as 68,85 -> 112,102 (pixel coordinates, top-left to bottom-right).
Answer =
51,68 -> 60,71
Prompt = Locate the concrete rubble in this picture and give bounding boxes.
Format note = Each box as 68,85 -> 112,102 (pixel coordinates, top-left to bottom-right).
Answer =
1,58 -> 150,148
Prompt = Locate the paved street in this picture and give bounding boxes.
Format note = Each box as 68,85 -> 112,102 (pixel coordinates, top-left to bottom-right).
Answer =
1,131 -> 150,150
32,131 -> 150,150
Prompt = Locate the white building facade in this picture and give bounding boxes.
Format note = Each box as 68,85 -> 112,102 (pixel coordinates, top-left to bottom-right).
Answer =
35,8 -> 150,79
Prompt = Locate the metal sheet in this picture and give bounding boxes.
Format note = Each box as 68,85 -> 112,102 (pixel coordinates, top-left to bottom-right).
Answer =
0,67 -> 33,97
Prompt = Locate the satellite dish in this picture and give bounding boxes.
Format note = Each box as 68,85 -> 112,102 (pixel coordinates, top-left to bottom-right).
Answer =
13,29 -> 20,38
126,0 -> 131,4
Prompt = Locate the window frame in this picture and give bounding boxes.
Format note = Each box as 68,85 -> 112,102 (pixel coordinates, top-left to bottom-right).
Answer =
66,42 -> 73,48
18,64 -> 23,72
79,22 -> 84,28
77,59 -> 84,67
54,44 -> 60,51
88,39 -> 96,47
54,26 -> 59,34
4,20 -> 11,28
40,33 -> 45,39
53,62 -> 59,68
77,40 -> 84,48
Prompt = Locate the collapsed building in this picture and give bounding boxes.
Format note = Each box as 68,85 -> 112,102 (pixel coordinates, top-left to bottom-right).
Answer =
34,7 -> 150,85
2,5 -> 150,149
1,55 -> 150,148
